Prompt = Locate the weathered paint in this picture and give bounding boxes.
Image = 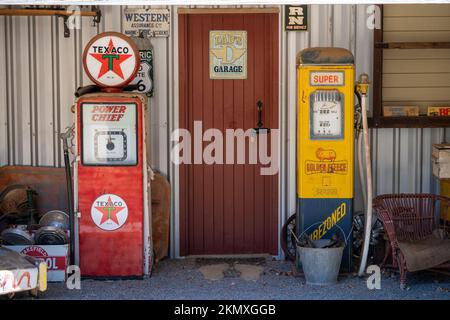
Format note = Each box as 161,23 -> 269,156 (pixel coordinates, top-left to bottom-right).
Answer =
76,94 -> 144,277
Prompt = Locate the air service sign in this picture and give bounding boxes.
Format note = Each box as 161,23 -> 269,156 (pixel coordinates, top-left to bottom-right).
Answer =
209,30 -> 247,80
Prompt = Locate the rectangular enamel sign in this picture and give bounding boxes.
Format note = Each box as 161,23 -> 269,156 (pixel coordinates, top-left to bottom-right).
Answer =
123,8 -> 170,37
310,71 -> 344,86
210,30 -> 247,79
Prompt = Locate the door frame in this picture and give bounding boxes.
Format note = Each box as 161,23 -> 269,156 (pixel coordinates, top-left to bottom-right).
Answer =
171,7 -> 286,259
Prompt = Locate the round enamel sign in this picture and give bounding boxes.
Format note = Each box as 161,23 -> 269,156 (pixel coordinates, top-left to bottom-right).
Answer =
83,32 -> 140,88
91,194 -> 128,231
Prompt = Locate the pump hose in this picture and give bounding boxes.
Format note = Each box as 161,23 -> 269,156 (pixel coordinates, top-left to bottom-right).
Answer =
357,130 -> 367,208
357,89 -> 374,277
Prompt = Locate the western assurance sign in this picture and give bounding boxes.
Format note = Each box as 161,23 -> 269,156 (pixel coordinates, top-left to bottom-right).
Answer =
210,30 -> 247,80
123,8 -> 170,37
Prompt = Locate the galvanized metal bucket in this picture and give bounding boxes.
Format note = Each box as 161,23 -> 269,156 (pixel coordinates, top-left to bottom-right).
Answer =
290,223 -> 347,286
297,241 -> 344,286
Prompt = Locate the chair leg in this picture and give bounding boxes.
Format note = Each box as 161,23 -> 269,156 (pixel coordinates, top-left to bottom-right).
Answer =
399,269 -> 407,290
398,255 -> 408,290
381,241 -> 391,267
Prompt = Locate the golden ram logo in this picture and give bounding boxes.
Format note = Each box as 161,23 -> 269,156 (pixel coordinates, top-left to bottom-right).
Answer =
315,148 -> 336,161
305,148 -> 348,175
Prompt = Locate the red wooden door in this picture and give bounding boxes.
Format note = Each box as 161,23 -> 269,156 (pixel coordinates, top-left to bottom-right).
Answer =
179,13 -> 279,255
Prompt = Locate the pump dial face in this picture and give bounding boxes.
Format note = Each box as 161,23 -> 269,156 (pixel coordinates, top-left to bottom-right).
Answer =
94,130 -> 127,162
82,103 -> 137,166
311,90 -> 343,139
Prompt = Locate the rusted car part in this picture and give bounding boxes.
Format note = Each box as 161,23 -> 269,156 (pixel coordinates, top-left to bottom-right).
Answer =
352,211 -> 385,265
281,214 -> 297,261
151,172 -> 171,263
34,226 -> 69,245
0,6 -> 101,37
39,210 -> 69,230
60,125 -> 75,264
1,210 -> 70,246
374,194 -> 450,289
297,232 -> 343,249
1,227 -> 33,246
0,185 -> 38,226
0,166 -> 68,216
0,246 -> 47,298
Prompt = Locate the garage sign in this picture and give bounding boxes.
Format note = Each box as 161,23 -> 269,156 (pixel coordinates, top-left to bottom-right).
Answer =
210,30 -> 247,80
83,32 -> 140,88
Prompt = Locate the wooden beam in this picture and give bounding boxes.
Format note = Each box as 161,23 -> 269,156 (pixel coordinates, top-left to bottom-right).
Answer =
372,5 -> 384,119
177,7 -> 279,15
375,42 -> 450,49
369,116 -> 450,128
0,8 -> 98,17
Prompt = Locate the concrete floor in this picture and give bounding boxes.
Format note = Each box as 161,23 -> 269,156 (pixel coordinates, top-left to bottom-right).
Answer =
21,258 -> 450,300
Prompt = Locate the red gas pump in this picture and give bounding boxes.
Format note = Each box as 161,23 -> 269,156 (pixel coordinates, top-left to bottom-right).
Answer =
74,32 -> 152,277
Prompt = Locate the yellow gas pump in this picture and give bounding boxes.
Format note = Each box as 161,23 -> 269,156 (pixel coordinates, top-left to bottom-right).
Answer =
297,48 -> 355,270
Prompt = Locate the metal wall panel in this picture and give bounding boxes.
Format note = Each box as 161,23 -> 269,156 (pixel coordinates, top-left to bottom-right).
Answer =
0,5 -> 447,256
0,16 -> 8,166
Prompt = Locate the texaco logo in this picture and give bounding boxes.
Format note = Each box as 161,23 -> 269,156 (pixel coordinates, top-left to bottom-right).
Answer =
83,32 -> 140,88
91,194 -> 128,231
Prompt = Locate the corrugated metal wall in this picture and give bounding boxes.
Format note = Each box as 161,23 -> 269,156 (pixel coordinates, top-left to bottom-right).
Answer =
0,4 -> 447,246
0,5 -> 172,175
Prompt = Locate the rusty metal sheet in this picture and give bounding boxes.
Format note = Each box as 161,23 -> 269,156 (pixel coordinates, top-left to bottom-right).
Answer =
151,172 -> 170,262
0,166 -> 68,216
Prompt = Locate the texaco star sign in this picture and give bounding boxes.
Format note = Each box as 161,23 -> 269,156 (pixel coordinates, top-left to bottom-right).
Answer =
91,194 -> 128,231
83,32 -> 140,88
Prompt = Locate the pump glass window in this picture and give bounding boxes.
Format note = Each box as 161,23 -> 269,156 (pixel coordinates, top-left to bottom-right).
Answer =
82,103 -> 137,165
310,90 -> 344,139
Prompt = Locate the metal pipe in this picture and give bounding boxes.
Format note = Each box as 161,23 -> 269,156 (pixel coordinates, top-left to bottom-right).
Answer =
357,130 -> 367,209
356,74 -> 373,277
60,126 -> 75,265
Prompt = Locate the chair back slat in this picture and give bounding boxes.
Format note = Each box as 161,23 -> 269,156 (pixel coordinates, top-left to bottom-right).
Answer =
373,194 -> 447,241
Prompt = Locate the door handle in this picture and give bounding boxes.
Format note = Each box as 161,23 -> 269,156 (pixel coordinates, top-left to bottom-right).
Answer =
257,100 -> 263,128
253,100 -> 270,134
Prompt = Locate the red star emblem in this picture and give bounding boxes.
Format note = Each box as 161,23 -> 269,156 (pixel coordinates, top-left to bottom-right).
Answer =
94,196 -> 125,225
89,38 -> 132,79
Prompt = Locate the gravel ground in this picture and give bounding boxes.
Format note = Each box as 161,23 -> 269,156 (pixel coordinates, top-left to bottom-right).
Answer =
27,258 -> 450,300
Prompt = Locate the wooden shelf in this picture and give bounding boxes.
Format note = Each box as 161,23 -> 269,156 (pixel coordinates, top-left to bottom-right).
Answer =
369,116 -> 450,128
375,42 -> 450,49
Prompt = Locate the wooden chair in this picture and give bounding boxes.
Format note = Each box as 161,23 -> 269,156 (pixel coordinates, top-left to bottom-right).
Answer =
373,194 -> 450,289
